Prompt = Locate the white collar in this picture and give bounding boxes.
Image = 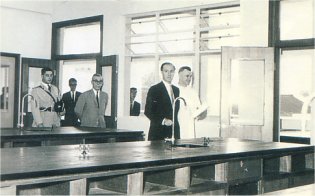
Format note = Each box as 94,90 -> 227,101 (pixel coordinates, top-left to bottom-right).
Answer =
41,82 -> 50,89
92,89 -> 99,96
162,80 -> 172,88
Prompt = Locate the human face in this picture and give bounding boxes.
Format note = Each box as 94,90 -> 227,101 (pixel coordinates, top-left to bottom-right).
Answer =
179,69 -> 192,87
42,71 -> 53,84
69,82 -> 77,91
91,76 -> 103,91
161,64 -> 175,84
130,89 -> 137,102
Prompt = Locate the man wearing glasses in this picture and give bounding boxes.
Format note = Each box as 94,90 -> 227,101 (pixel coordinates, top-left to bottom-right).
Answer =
61,78 -> 82,126
75,74 -> 108,128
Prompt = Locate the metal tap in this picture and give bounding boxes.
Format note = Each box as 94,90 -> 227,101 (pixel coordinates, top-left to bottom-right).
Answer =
165,97 -> 186,145
18,94 -> 36,128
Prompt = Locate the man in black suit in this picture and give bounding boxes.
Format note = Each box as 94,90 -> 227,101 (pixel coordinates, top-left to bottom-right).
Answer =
62,78 -> 81,126
144,62 -> 180,141
130,87 -> 140,116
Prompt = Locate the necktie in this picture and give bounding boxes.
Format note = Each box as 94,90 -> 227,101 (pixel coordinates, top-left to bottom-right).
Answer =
96,91 -> 99,108
130,102 -> 133,112
48,84 -> 51,92
72,92 -> 75,102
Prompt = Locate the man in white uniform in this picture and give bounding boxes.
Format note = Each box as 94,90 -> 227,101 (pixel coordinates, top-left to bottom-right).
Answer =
177,66 -> 207,139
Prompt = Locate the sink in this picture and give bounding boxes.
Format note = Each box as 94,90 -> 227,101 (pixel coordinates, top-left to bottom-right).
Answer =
173,143 -> 208,148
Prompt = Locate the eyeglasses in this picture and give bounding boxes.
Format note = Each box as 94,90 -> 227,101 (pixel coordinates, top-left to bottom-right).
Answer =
93,80 -> 103,84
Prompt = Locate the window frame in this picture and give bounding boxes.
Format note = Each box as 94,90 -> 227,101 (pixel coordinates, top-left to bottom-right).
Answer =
269,0 -> 315,142
51,15 -> 103,60
125,1 -> 241,116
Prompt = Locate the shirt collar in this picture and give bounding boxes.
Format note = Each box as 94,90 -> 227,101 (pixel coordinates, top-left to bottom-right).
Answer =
41,82 -> 50,89
92,89 -> 99,96
162,80 -> 172,89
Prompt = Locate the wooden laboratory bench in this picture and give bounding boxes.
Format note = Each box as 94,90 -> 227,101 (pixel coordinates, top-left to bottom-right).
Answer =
0,127 -> 144,148
0,138 -> 314,195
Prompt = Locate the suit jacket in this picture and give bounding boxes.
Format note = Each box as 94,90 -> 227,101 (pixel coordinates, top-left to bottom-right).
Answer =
31,84 -> 61,127
62,91 -> 81,126
144,82 -> 180,141
74,89 -> 108,128
130,101 -> 140,116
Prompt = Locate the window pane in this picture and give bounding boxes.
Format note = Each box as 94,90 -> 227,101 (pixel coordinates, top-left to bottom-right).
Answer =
28,67 -> 42,112
0,66 -> 9,110
58,22 -> 101,55
130,58 -> 156,113
280,49 -> 314,137
59,60 -> 96,94
129,43 -> 156,54
159,11 -> 196,32
159,32 -> 194,53
130,16 -> 156,34
200,6 -> 240,51
280,0 -> 314,40
200,54 -> 221,116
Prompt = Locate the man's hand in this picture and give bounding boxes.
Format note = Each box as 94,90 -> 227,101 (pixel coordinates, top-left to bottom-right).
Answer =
163,119 -> 173,126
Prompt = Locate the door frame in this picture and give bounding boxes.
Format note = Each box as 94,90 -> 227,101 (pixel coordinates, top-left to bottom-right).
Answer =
96,55 -> 118,128
220,46 -> 274,142
21,58 -> 57,127
0,52 -> 20,128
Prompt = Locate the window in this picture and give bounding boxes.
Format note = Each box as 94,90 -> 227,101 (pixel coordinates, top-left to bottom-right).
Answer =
52,15 -> 103,58
52,16 -> 103,121
280,49 -> 314,134
280,0 -> 314,40
57,23 -> 101,55
59,60 -> 97,93
126,2 -> 240,116
271,0 -> 315,141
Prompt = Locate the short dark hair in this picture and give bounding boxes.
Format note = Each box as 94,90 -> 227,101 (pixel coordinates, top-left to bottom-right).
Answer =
41,67 -> 53,75
178,66 -> 191,73
160,62 -> 175,71
130,87 -> 137,91
69,78 -> 77,84
92,73 -> 103,79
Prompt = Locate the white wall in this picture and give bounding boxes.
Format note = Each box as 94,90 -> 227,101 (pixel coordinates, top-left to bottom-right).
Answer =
0,6 -> 52,58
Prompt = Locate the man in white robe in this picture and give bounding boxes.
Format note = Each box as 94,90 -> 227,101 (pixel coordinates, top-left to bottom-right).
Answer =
178,66 -> 207,139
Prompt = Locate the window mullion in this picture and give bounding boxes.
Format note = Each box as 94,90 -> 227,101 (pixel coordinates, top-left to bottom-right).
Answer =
195,8 -> 201,94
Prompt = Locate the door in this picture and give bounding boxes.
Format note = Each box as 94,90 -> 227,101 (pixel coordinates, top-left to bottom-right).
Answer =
21,58 -> 57,127
0,53 -> 20,128
96,55 -> 118,128
220,47 -> 274,142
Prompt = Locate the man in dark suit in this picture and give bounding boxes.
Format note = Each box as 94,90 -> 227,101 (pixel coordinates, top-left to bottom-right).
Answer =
144,62 -> 180,141
61,78 -> 81,126
75,74 -> 108,128
130,87 -> 140,116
